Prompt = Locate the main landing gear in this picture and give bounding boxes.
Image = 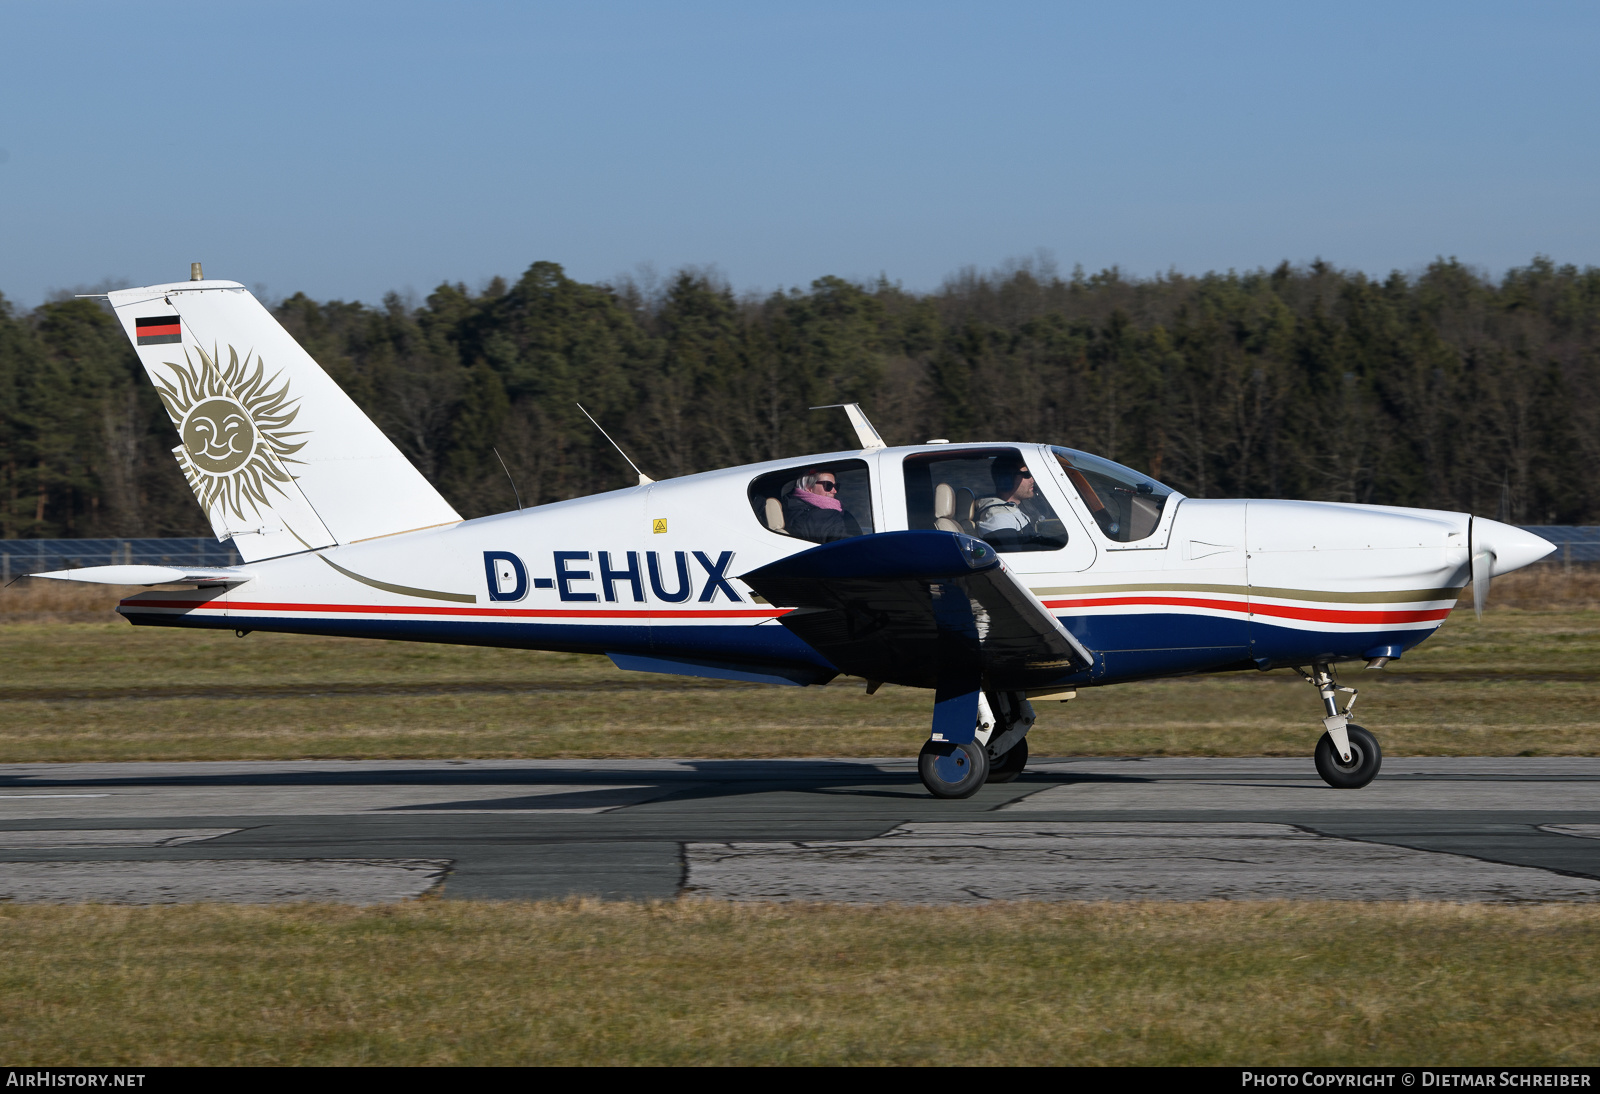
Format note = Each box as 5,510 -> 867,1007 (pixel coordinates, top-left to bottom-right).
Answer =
918,740 -> 988,798
917,689 -> 1037,799
1296,663 -> 1383,789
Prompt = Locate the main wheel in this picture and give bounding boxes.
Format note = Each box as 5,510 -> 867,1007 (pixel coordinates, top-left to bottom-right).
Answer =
1314,723 -> 1382,789
986,737 -> 1030,784
918,739 -> 990,799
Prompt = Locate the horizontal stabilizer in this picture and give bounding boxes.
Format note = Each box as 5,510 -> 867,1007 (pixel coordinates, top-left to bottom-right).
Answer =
28,565 -> 251,587
741,531 -> 1091,690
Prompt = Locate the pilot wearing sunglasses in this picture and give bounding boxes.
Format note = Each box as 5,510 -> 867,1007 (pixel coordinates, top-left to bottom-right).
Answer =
975,455 -> 1037,538
782,468 -> 863,543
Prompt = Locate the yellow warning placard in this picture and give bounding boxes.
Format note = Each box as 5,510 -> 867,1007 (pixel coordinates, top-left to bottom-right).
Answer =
652,519 -> 668,534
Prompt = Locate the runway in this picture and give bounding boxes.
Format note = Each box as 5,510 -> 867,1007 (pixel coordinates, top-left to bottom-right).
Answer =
1,756 -> 1599,904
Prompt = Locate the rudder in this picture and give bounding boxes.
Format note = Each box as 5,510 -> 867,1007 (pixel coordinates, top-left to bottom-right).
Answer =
108,279 -> 462,561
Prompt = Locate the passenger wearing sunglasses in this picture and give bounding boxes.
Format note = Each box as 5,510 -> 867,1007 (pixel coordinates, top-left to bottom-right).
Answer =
781,468 -> 863,543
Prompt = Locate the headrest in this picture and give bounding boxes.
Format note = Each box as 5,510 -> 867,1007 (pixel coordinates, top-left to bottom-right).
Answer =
954,487 -> 976,521
934,482 -> 955,518
764,496 -> 786,533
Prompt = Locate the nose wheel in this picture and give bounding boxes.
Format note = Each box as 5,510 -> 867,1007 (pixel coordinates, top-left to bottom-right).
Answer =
1314,723 -> 1382,788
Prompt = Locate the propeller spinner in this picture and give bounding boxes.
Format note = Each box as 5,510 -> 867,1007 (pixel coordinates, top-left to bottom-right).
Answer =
1468,517 -> 1557,619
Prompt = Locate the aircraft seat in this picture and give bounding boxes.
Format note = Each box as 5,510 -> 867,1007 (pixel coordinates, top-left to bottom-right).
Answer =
934,483 -> 964,534
764,496 -> 789,535
953,487 -> 977,534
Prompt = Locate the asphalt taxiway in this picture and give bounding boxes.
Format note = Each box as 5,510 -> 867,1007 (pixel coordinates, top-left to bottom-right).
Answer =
1,756 -> 1598,904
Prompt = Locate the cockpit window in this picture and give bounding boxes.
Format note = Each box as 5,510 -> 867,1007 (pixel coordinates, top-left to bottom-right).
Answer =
748,459 -> 873,544
1051,447 -> 1175,542
903,448 -> 1069,552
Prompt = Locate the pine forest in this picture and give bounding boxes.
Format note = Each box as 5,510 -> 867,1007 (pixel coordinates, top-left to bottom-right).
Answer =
2,256 -> 1597,539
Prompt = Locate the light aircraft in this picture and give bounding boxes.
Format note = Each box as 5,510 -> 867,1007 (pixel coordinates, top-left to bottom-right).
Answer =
35,271 -> 1556,798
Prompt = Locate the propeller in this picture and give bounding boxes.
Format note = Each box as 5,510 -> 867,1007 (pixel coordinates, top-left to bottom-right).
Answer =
1470,518 -> 1495,620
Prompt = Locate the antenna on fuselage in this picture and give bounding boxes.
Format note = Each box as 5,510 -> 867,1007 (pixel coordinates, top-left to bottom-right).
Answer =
493,447 -> 523,510
810,402 -> 887,451
576,403 -> 655,486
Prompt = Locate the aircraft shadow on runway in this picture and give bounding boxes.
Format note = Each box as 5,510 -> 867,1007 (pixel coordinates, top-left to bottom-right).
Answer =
0,759 -> 1152,812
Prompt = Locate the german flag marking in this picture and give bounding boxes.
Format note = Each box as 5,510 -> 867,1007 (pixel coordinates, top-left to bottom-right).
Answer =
135,316 -> 182,346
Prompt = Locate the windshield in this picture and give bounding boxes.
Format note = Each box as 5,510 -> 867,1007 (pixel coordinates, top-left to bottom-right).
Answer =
1051,447 -> 1176,543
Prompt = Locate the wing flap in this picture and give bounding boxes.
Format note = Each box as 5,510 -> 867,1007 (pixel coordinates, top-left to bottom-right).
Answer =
741,531 -> 1091,689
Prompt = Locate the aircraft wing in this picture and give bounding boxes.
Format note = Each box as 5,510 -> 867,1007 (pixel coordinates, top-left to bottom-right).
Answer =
740,530 -> 1092,690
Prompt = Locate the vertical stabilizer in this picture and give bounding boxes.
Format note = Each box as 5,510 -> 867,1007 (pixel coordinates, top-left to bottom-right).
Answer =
108,280 -> 461,561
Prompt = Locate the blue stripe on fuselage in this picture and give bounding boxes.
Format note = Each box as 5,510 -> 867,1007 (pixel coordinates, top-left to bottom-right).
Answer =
1059,611 -> 1444,682
1244,616 -> 1441,668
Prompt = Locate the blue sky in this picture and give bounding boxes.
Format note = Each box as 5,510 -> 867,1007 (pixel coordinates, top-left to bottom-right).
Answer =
2,1 -> 1597,307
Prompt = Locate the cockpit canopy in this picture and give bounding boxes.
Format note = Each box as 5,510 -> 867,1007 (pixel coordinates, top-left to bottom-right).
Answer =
1051,446 -> 1175,542
746,443 -> 1178,551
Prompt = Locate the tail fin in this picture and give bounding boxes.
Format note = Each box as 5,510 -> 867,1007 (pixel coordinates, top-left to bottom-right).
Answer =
108,279 -> 461,561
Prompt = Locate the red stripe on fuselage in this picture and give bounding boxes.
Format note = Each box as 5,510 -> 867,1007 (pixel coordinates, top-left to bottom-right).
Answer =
1040,594 -> 1451,625
120,595 -> 1451,627
118,598 -> 786,619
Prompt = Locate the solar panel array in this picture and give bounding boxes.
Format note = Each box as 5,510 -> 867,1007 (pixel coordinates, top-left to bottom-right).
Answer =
0,538 -> 241,581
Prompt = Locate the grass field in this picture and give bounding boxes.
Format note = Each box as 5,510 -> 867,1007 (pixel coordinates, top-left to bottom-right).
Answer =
2,900 -> 1597,1065
2,572 -> 1599,1066
1,567 -> 1598,762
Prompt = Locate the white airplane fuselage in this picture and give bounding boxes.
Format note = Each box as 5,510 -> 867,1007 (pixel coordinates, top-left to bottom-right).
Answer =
50,276 -> 1558,796
118,441 -> 1549,689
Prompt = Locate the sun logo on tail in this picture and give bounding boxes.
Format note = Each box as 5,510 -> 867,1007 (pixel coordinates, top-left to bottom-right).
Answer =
153,345 -> 306,523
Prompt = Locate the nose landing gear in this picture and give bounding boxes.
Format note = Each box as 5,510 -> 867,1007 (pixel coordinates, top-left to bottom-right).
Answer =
1296,663 -> 1383,788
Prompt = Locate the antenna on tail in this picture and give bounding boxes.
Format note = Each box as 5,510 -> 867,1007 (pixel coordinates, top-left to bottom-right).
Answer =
810,402 -> 886,451
576,404 -> 655,485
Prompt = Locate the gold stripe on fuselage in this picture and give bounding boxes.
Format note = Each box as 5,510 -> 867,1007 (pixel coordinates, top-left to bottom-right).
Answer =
317,554 -> 478,604
1029,582 -> 1460,604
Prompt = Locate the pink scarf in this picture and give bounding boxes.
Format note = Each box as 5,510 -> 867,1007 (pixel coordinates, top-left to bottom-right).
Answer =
794,485 -> 842,511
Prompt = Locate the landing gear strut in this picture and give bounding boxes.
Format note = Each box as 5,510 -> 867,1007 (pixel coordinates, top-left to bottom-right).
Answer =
1296,663 -> 1382,789
980,691 -> 1035,784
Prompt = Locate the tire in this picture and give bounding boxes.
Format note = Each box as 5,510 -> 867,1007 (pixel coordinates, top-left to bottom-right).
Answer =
918,739 -> 990,799
986,737 -> 1030,784
1314,723 -> 1382,789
